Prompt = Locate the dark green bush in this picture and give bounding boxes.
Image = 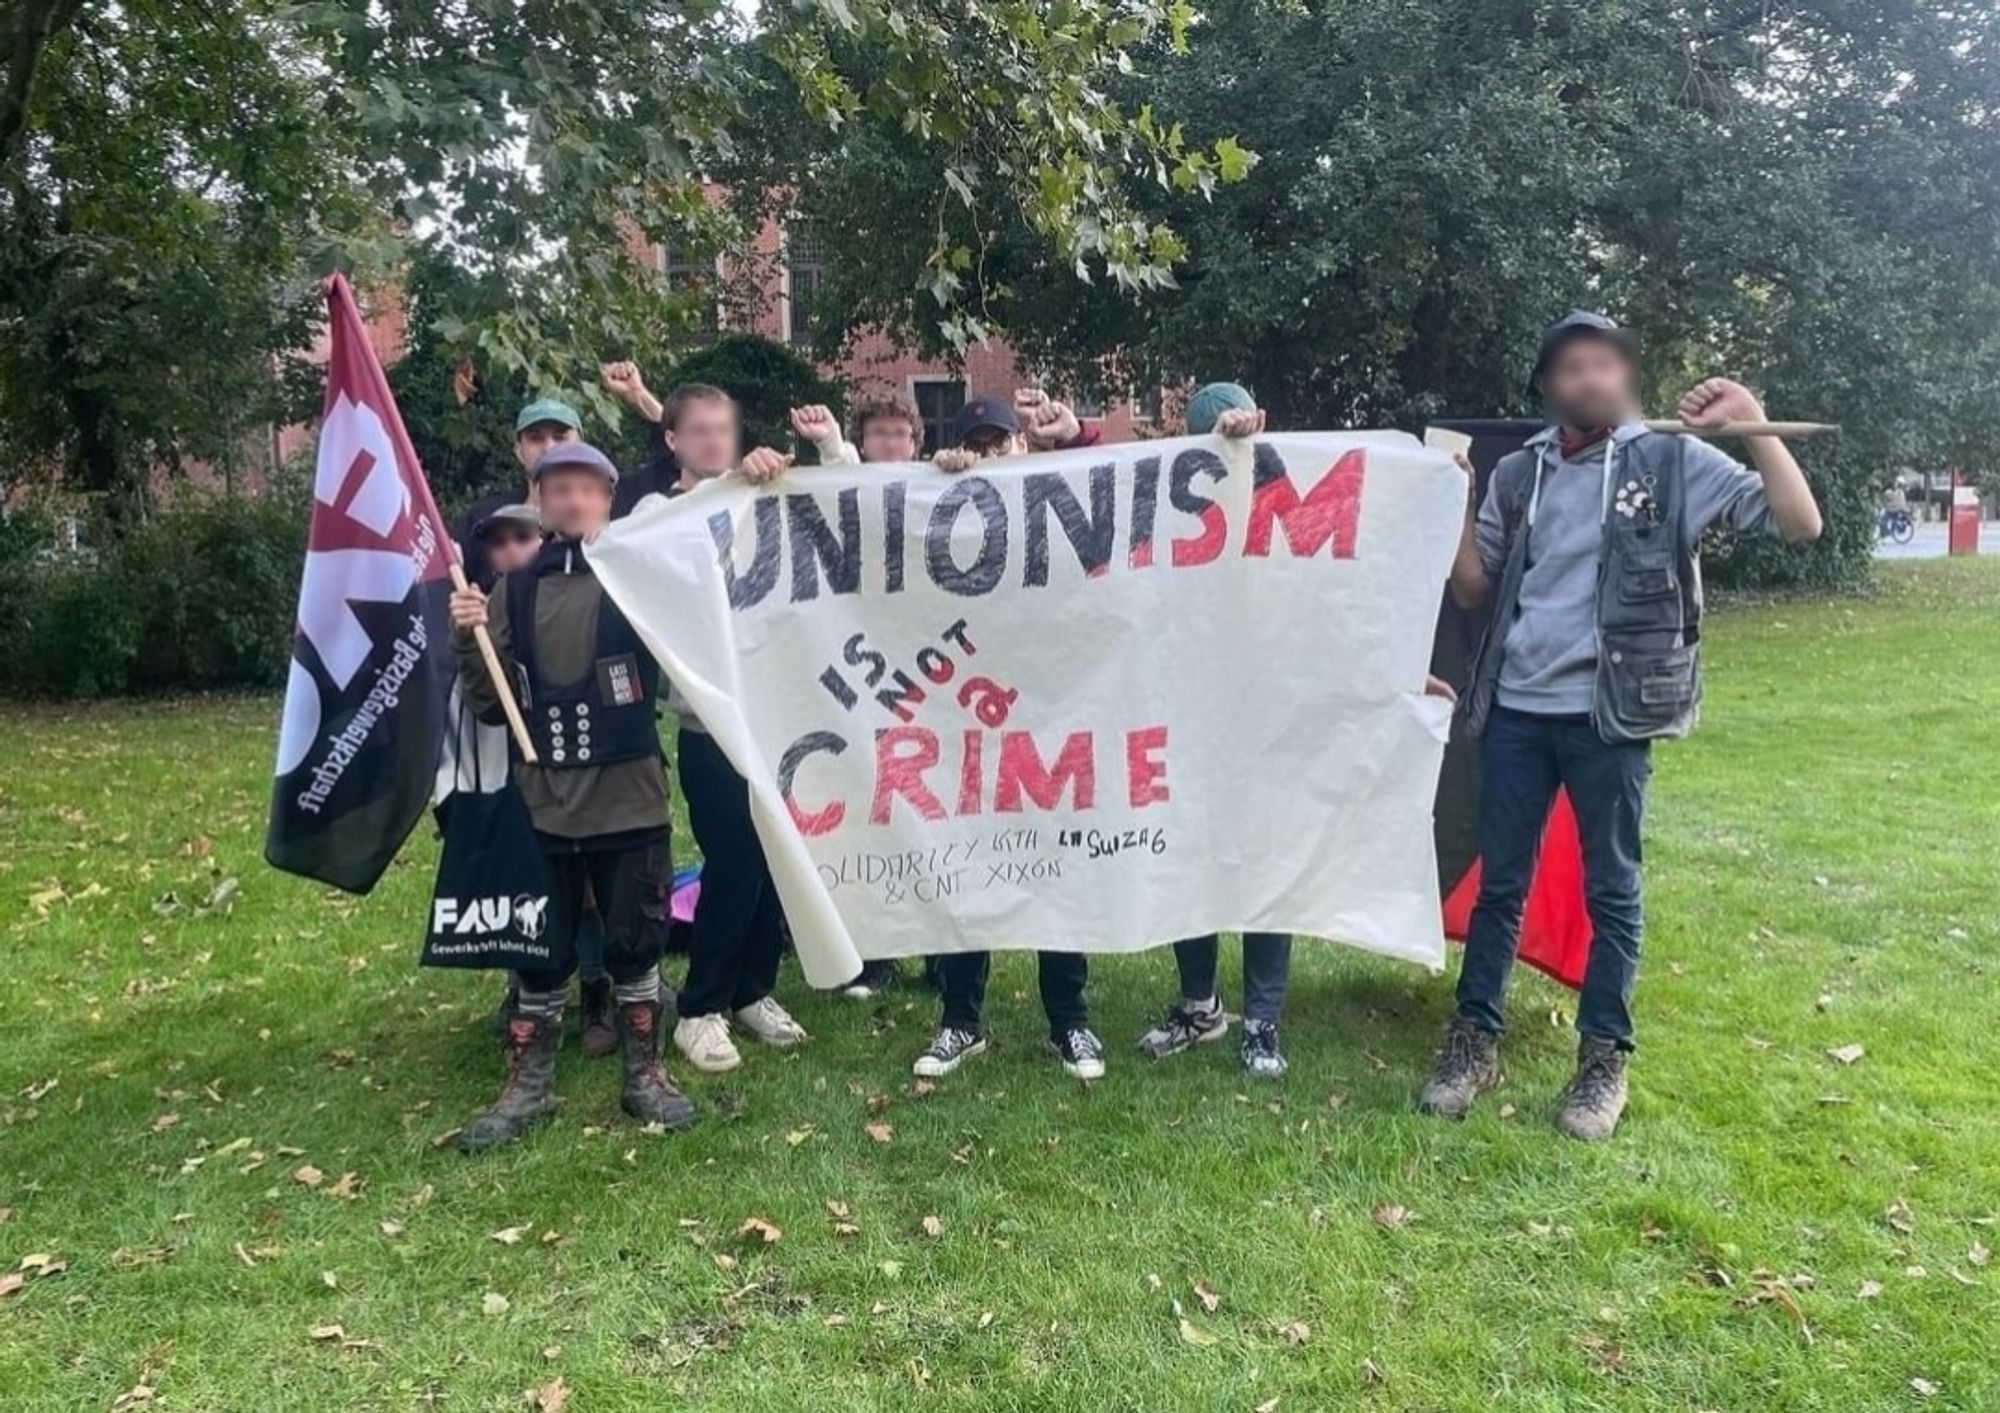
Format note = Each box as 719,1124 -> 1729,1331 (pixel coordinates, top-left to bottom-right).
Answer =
0,492 -> 306,698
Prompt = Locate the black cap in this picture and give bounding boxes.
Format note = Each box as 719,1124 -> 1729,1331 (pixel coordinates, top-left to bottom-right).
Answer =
1529,310 -> 1639,398
950,396 -> 1019,448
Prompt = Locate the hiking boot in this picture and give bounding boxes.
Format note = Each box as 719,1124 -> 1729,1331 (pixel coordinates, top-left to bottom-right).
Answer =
1417,1016 -> 1500,1119
1137,995 -> 1228,1058
1052,1026 -> 1107,1081
734,995 -> 810,1047
459,1012 -> 560,1152
579,977 -> 617,1059
841,958 -> 901,1000
674,1012 -> 742,1073
1240,1019 -> 1287,1080
1555,1037 -> 1629,1142
913,1026 -> 986,1077
616,998 -> 696,1131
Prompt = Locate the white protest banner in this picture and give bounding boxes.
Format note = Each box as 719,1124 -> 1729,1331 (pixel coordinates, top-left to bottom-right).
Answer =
587,433 -> 1466,988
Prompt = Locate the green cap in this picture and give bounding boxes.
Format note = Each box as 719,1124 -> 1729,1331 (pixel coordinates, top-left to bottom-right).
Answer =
514,398 -> 583,436
1185,381 -> 1257,435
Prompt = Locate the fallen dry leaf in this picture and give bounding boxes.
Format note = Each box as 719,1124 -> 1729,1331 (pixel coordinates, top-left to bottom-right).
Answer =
1970,1242 -> 1991,1268
379,1220 -> 405,1238
1193,1280 -> 1222,1314
739,1217 -> 783,1244
1911,1377 -> 1939,1398
1359,1357 -> 1385,1386
1857,1279 -> 1883,1299
1256,1401 -> 1280,1413
977,1311 -> 994,1329
864,1122 -> 894,1144
1176,1316 -> 1217,1348
327,1172 -> 362,1201
1827,1043 -> 1866,1066
526,1376 -> 569,1412
0,1273 -> 23,1299
482,1292 -> 511,1316
1885,1197 -> 1916,1235
491,1225 -> 533,1246
920,1215 -> 944,1238
293,1165 -> 325,1188
308,1324 -> 345,1342
1277,1320 -> 1311,1345
109,1384 -> 155,1412
1372,1204 -> 1413,1231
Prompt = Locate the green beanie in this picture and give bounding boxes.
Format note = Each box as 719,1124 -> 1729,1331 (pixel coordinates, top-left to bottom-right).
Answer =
1185,381 -> 1256,434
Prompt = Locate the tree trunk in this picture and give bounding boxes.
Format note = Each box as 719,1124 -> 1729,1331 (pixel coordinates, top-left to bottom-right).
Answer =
0,0 -> 86,167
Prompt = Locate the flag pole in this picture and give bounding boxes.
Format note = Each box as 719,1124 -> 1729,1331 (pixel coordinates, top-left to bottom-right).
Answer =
450,558 -> 539,765
1643,420 -> 1839,438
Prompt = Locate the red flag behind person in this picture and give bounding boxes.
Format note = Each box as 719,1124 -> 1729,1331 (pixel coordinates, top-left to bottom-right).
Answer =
265,273 -> 457,892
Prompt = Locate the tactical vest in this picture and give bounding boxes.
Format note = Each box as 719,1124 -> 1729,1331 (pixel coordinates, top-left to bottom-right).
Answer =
1462,433 -> 1702,745
506,547 -> 661,769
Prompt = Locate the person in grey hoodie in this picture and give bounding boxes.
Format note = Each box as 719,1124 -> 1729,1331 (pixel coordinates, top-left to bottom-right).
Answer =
1421,311 -> 1822,1140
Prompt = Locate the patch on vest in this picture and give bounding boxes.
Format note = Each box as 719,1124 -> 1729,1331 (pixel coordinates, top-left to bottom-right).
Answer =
596,653 -> 644,707
1614,476 -> 1661,524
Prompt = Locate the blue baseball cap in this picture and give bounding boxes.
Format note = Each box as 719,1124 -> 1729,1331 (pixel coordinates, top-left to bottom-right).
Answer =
950,396 -> 1019,447
529,440 -> 619,487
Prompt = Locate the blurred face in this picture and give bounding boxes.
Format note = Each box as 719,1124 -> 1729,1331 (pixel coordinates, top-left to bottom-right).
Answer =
860,414 -> 921,464
667,396 -> 740,478
1541,338 -> 1640,430
536,469 -> 613,538
483,525 -> 542,575
962,425 -> 1021,459
514,421 -> 579,472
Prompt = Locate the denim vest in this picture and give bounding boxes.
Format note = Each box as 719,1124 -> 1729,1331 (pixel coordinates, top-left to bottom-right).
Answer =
506,549 -> 662,770
1462,433 -> 1702,744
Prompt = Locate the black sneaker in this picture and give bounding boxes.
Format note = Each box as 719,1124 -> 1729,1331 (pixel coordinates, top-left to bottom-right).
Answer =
842,958 -> 901,1000
1052,1027 -> 1107,1080
1240,1019 -> 1287,1079
1136,996 -> 1228,1058
913,1026 -> 987,1077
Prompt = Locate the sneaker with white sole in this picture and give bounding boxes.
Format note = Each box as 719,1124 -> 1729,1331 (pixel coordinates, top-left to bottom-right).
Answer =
841,959 -> 900,1000
1240,1018 -> 1287,1079
913,1026 -> 986,1077
1137,995 -> 1228,1058
673,1012 -> 742,1073
734,996 -> 809,1047
1052,1026 -> 1107,1080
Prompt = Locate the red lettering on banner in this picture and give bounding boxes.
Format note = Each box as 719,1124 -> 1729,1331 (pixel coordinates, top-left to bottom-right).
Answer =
1126,725 -> 1171,807
995,731 -> 1097,813
870,727 -> 946,824
787,792 -> 846,837
1245,448 -> 1364,559
956,729 -> 984,817
1171,504 -> 1228,568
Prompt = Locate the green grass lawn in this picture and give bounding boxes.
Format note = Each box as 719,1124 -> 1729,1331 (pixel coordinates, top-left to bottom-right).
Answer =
2,559 -> 1996,1412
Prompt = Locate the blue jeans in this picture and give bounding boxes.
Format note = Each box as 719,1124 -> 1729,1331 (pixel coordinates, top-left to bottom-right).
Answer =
1455,706 -> 1650,1049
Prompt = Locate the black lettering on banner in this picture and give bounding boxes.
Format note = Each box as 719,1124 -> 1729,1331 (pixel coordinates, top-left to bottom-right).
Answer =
925,476 -> 1009,597
876,670 -> 926,722
1023,464 -> 1116,586
786,489 -> 862,600
777,731 -> 848,798
1129,454 -> 1162,568
819,665 -> 858,710
883,480 -> 907,593
844,632 -> 889,688
1169,448 -> 1227,520
709,498 -> 782,608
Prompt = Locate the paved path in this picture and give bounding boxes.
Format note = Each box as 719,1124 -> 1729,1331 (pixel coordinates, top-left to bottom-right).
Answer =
1873,522 -> 1976,560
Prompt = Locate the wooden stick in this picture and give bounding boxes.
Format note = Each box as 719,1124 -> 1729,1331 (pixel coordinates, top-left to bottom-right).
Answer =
448,561 -> 539,765
1643,420 -> 1839,438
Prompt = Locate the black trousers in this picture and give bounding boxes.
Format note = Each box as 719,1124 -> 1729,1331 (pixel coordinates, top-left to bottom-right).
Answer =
676,728 -> 786,1019
516,830 -> 670,993
936,950 -> 1089,1040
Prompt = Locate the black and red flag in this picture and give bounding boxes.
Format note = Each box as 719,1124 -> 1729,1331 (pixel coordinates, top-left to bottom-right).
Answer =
1430,419 -> 1592,989
265,273 -> 457,893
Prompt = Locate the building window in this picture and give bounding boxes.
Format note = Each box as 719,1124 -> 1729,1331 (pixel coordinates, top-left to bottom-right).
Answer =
786,224 -> 824,348
912,378 -> 966,455
661,240 -> 719,343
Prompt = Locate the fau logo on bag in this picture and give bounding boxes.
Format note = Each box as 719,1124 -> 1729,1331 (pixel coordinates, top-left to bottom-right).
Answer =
432,893 -> 550,942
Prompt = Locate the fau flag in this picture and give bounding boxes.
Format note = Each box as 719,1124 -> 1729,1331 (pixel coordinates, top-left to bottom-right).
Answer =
265,273 -> 457,893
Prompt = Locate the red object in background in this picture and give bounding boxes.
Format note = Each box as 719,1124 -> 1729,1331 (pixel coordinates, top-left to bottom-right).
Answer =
1441,790 -> 1593,989
1948,467 -> 1981,556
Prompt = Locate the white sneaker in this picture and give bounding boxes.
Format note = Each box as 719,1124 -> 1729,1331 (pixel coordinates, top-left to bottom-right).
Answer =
673,1012 -> 742,1073
734,996 -> 809,1047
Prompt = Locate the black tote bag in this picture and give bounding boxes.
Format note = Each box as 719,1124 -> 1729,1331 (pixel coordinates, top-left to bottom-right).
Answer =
422,709 -> 569,972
